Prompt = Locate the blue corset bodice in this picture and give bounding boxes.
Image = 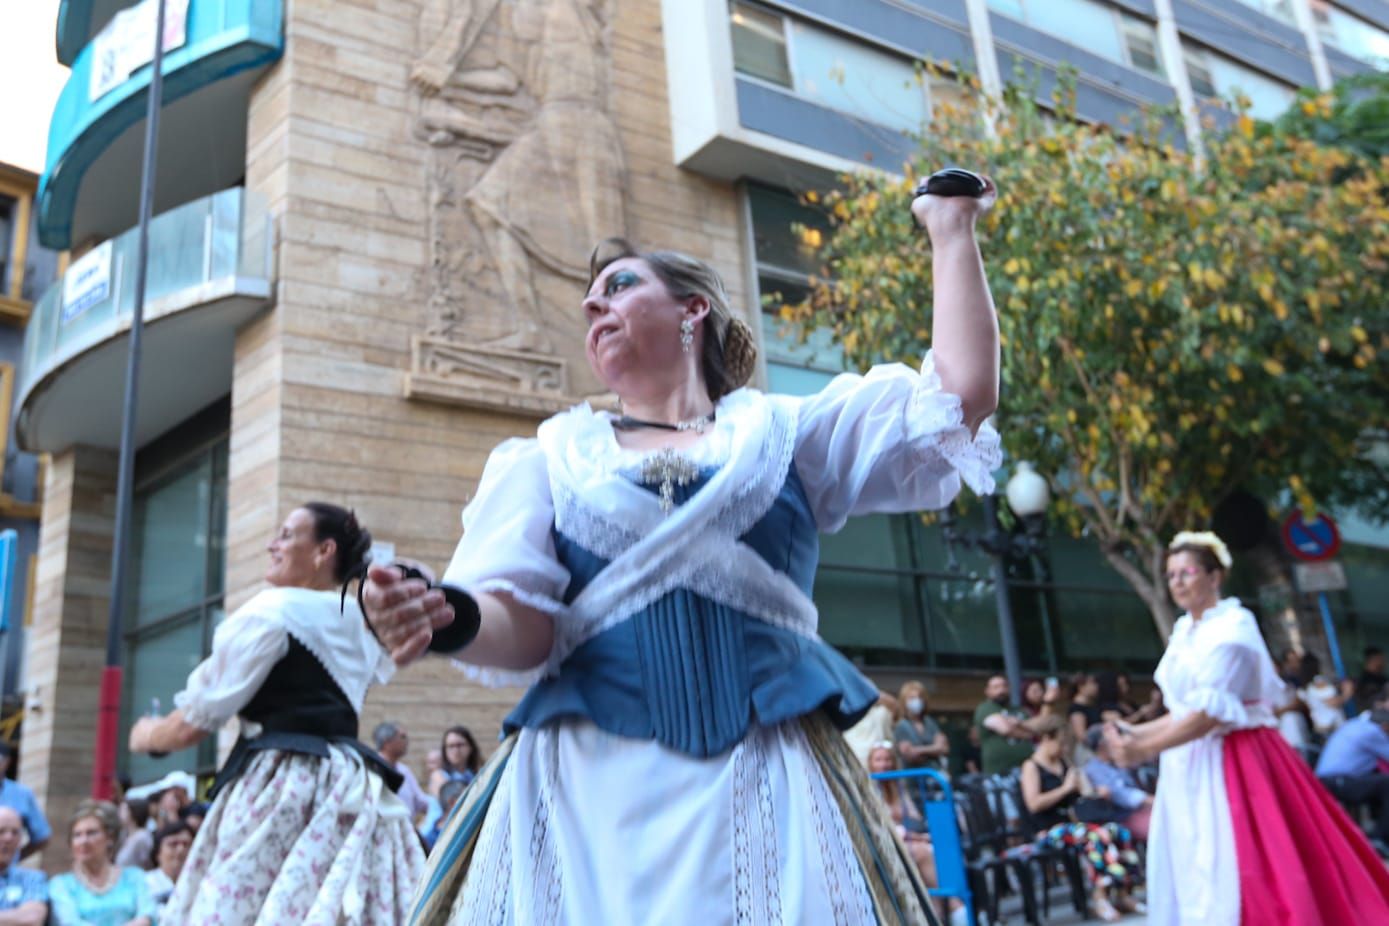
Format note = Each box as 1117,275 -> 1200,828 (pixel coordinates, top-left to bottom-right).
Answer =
504,467 -> 878,758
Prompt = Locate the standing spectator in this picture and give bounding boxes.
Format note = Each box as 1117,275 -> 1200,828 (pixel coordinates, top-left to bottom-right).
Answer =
152,783 -> 189,829
373,721 -> 431,818
894,681 -> 949,772
0,744 -> 49,859
428,725 -> 483,795
1069,673 -> 1102,745
424,748 -> 444,782
48,800 -> 155,926
973,675 -> 1047,775
0,805 -> 47,924
1117,673 -> 1164,724
143,822 -> 193,914
178,802 -> 209,834
1315,707 -> 1389,854
113,798 -> 152,870
1355,646 -> 1388,709
1300,653 -> 1347,738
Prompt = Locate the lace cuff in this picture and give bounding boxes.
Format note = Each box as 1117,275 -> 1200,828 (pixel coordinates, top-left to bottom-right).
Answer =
908,351 -> 1003,495
449,578 -> 565,689
1175,686 -> 1250,728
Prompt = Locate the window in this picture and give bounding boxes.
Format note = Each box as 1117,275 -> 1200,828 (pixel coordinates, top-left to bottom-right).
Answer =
988,0 -> 1167,79
0,196 -> 13,297
1313,2 -> 1389,67
730,2 -> 935,135
121,432 -> 228,783
731,1 -> 792,87
21,206 -> 59,303
1227,0 -> 1296,25
1184,44 -> 1296,119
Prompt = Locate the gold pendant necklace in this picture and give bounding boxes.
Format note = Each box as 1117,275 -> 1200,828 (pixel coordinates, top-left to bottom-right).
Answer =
641,448 -> 697,514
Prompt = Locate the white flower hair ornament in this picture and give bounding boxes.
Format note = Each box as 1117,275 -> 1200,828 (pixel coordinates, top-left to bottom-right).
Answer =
1168,531 -> 1233,569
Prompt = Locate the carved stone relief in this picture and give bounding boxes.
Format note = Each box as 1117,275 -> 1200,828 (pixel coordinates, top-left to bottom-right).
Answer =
408,0 -> 628,413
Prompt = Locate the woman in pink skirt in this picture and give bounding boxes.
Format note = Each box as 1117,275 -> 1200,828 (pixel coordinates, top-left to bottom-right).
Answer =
1108,531 -> 1389,925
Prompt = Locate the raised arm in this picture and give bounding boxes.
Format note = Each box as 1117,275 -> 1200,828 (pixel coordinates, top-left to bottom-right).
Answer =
912,177 -> 1000,433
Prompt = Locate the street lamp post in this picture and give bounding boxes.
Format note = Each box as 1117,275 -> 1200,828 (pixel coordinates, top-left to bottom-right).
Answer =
941,463 -> 1051,708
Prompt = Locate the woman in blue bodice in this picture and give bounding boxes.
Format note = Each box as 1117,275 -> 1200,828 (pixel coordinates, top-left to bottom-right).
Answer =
362,180 -> 1002,924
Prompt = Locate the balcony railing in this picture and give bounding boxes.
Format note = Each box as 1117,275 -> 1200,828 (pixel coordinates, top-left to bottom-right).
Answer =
18,187 -> 272,451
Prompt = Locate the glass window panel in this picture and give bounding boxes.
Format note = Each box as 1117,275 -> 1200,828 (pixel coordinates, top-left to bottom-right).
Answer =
765,360 -> 836,395
1122,18 -> 1164,78
1343,543 -> 1389,637
987,0 -> 1026,17
818,516 -> 925,652
1048,586 -> 1163,666
0,195 -> 13,296
788,21 -> 928,135
131,455 -> 214,624
1022,0 -> 1126,65
730,1 -> 792,87
123,615 -> 213,783
1184,48 -> 1218,98
21,204 -> 60,304
925,576 -> 1002,659
207,441 -> 229,597
747,184 -> 830,277
1206,53 -> 1295,119
1324,5 -> 1389,66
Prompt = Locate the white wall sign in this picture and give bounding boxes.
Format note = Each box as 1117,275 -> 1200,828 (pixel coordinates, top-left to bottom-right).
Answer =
89,0 -> 190,102
61,241 -> 113,324
1293,561 -> 1348,594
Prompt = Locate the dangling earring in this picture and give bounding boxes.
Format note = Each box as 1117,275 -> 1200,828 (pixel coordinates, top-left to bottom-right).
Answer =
679,318 -> 694,354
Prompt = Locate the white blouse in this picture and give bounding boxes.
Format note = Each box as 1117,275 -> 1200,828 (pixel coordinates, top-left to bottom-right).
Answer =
174,587 -> 394,733
442,352 -> 1001,687
1154,597 -> 1285,730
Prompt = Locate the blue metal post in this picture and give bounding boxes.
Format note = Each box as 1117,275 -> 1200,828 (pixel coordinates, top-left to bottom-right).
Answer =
1317,592 -> 1346,680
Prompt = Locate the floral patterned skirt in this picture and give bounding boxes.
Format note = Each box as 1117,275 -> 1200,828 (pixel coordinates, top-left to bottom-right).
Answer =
167,745 -> 425,925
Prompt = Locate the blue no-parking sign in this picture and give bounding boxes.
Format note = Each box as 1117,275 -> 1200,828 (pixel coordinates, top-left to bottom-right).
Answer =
1281,512 -> 1341,562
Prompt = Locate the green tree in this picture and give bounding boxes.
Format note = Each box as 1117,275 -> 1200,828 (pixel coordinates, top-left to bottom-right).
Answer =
793,82 -> 1389,638
1272,71 -> 1389,161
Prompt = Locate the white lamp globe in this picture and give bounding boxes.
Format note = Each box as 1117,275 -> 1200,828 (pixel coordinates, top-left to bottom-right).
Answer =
1006,462 -> 1050,518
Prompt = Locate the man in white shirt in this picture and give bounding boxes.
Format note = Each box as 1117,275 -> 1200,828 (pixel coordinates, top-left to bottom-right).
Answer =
373,721 -> 431,819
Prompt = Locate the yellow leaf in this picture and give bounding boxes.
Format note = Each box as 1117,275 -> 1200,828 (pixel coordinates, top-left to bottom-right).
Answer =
1227,364 -> 1243,382
1004,258 -> 1020,275
1262,358 -> 1285,376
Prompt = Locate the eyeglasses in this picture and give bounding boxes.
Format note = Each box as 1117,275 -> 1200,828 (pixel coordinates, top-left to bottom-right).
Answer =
1165,566 -> 1208,583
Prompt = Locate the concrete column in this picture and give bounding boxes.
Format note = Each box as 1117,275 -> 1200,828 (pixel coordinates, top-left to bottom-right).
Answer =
1152,0 -> 1207,161
1290,0 -> 1335,90
19,445 -> 118,872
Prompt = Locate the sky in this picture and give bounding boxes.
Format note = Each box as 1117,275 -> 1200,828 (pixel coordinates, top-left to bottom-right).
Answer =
0,0 -> 70,173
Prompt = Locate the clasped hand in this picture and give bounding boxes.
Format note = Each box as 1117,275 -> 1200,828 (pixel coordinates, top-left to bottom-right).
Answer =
911,174 -> 997,239
360,562 -> 457,666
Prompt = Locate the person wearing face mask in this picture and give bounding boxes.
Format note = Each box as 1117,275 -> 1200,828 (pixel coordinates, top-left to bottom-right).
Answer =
894,681 -> 949,772
1106,532 -> 1389,925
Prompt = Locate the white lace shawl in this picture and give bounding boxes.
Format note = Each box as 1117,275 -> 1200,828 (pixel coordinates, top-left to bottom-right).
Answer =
443,350 -> 1002,687
174,587 -> 395,732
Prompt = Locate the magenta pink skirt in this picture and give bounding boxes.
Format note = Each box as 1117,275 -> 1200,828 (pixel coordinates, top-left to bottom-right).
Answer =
1224,727 -> 1389,925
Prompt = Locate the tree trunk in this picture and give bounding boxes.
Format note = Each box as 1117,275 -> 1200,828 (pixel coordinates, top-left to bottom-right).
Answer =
1099,543 -> 1176,641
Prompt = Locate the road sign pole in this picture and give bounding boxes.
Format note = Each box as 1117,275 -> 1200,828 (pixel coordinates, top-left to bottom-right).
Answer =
1316,592 -> 1346,680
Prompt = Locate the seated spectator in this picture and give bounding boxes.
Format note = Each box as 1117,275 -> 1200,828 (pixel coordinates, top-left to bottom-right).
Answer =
114,798 -> 152,869
894,681 -> 949,772
0,805 -> 47,924
1019,716 -> 1142,922
0,744 -> 50,859
1069,674 -> 1102,747
428,726 -> 483,797
843,690 -> 898,770
867,744 -> 965,926
1274,650 -> 1313,759
153,784 -> 189,830
1081,726 -> 1154,841
424,780 -> 470,853
144,822 -> 193,913
49,799 -> 155,926
1301,654 -> 1348,738
973,675 -> 1048,775
178,801 -> 209,835
1315,707 -> 1389,854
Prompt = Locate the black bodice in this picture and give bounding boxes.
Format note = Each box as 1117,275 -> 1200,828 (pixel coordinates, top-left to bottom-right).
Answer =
239,636 -> 357,738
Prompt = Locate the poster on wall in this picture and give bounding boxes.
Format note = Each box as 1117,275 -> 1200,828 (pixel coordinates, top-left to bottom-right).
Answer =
89,0 -> 190,102
62,241 -> 113,324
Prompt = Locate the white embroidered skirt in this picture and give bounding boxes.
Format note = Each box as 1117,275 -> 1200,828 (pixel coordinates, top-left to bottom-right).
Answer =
413,715 -> 934,925
167,745 -> 426,925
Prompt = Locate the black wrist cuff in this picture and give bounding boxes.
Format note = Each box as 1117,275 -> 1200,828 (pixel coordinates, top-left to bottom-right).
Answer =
427,585 -> 482,654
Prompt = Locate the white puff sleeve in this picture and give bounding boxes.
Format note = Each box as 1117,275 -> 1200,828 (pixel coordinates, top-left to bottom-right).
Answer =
794,350 -> 1002,532
442,438 -> 570,687
173,592 -> 289,731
